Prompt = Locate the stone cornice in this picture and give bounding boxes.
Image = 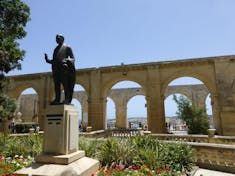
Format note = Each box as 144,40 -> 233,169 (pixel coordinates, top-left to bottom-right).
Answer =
6,55 -> 235,78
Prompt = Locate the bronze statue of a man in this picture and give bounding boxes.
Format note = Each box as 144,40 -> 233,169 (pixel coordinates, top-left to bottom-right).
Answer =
45,34 -> 75,105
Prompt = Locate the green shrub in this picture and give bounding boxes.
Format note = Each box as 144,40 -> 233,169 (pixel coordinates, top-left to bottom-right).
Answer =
79,136 -> 194,173
0,133 -> 42,157
96,138 -> 137,167
0,94 -> 16,122
130,136 -> 163,170
79,137 -> 102,158
160,142 -> 194,172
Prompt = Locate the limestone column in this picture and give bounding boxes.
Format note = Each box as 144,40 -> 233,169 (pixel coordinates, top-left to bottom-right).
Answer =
192,91 -> 207,109
211,94 -> 222,134
146,66 -> 165,133
115,101 -> 127,129
81,103 -> 88,125
87,70 -> 105,130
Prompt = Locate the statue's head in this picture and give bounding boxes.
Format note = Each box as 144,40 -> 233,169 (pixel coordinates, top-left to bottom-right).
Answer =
56,34 -> 64,45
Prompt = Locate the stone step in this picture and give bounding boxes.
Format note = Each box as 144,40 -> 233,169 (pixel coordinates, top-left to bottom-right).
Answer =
35,150 -> 85,165
16,156 -> 99,176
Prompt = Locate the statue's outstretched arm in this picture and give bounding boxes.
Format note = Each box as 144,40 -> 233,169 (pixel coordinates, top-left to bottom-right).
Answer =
44,53 -> 52,64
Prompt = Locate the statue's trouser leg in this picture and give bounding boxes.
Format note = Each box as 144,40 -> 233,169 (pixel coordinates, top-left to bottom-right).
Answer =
53,74 -> 61,102
61,74 -> 70,104
61,72 -> 75,104
69,72 -> 75,103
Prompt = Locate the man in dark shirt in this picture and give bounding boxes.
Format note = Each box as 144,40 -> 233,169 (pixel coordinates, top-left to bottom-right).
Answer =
45,34 -> 75,105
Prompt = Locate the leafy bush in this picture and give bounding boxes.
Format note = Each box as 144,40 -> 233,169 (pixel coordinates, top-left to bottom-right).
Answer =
96,138 -> 137,167
131,136 -> 163,170
161,142 -> 194,172
80,136 -> 194,174
0,94 -> 16,121
79,137 -> 102,158
0,133 -> 42,158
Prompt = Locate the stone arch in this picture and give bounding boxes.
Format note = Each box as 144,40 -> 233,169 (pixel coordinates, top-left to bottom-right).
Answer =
103,79 -> 145,129
74,81 -> 89,97
11,82 -> 41,100
203,92 -> 211,106
162,70 -> 215,96
205,93 -> 214,127
17,87 -> 39,123
164,88 -> 192,102
71,98 -> 82,117
106,97 -> 116,128
72,84 -> 88,126
102,74 -> 147,99
127,95 -> 147,129
125,88 -> 145,103
163,74 -> 217,134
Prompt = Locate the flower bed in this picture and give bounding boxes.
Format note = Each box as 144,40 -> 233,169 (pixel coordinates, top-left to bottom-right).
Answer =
0,155 -> 33,176
92,163 -> 181,176
79,136 -> 195,176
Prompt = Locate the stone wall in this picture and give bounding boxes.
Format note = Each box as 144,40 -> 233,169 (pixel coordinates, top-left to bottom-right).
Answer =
190,142 -> 235,173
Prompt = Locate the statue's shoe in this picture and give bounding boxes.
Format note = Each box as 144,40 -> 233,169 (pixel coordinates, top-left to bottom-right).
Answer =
50,100 -> 61,105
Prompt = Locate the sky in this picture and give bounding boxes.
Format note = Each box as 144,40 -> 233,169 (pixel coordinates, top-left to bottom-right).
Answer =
10,0 -> 235,118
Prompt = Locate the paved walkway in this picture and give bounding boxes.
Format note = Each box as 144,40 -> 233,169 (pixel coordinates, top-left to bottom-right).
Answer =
193,168 -> 235,176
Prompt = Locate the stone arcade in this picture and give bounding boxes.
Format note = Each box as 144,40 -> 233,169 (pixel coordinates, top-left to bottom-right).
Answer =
18,84 -> 209,129
4,55 -> 235,135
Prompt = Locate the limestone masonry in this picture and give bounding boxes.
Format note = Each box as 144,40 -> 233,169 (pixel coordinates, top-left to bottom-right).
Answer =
4,55 -> 235,135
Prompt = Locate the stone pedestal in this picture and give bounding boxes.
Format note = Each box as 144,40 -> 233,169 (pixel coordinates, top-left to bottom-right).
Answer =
43,105 -> 78,155
16,105 -> 99,176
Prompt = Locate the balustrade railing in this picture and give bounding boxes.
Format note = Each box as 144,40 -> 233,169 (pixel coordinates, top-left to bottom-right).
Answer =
150,133 -> 209,143
110,129 -> 139,137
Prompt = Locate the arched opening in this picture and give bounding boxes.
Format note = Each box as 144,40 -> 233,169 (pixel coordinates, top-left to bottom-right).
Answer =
107,80 -> 145,129
106,97 -> 115,129
71,98 -> 82,130
164,94 -> 189,134
72,84 -> 87,131
127,95 -> 147,129
164,77 -> 212,134
206,94 -> 214,128
17,88 -> 38,123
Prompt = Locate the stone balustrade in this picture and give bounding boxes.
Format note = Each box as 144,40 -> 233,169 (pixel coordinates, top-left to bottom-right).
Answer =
150,133 -> 209,143
148,133 -> 235,145
110,129 -> 139,137
188,142 -> 235,173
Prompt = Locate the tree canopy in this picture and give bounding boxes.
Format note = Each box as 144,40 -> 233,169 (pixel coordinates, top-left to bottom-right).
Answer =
0,93 -> 16,121
0,0 -> 30,89
0,0 -> 30,121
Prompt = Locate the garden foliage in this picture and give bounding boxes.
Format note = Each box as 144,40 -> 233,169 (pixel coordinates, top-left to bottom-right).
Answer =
0,135 -> 193,175
0,94 -> 16,122
0,133 -> 42,158
79,136 -> 194,175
